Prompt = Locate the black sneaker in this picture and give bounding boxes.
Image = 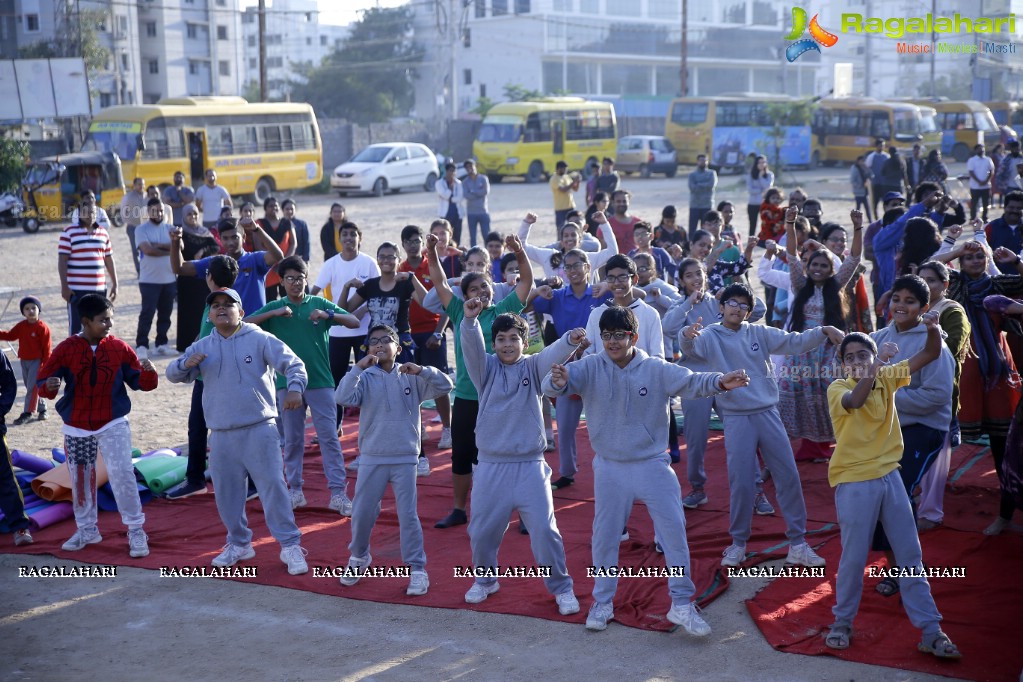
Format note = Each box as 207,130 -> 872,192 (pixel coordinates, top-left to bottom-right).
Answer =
165,480 -> 208,499
551,476 -> 575,490
434,508 -> 467,528
35,411 -> 47,421
13,413 -> 32,426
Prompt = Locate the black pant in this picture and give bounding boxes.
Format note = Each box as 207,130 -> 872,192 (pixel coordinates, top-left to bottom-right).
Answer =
970,188 -> 991,221
186,380 -> 208,486
451,397 -> 479,475
668,407 -> 679,455
853,195 -> 872,222
329,335 -> 365,426
872,424 -> 945,551
137,281 -> 177,348
0,435 -> 30,531
747,204 -> 759,239
445,202 -> 463,245
689,207 -> 708,240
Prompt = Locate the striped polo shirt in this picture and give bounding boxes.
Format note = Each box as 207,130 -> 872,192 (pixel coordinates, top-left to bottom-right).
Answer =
58,223 -> 113,292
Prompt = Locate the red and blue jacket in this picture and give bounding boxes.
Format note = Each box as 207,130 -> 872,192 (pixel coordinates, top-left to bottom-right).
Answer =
38,334 -> 158,431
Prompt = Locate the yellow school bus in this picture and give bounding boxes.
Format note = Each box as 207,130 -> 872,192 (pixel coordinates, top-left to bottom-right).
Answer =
80,97 -> 322,202
811,98 -> 943,164
472,98 -> 617,183
902,99 -> 1001,161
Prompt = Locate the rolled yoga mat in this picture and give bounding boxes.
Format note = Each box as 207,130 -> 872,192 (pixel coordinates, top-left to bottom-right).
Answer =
11,450 -> 57,474
97,482 -> 152,512
51,448 -> 65,463
28,501 -> 73,531
139,448 -> 180,459
31,454 -> 109,502
133,454 -> 187,489
147,459 -> 188,494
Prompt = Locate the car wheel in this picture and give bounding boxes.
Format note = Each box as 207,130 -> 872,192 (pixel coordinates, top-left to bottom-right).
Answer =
525,161 -> 544,183
488,174 -> 503,184
639,163 -> 650,178
665,165 -> 677,178
810,150 -> 820,169
255,177 -> 275,204
22,216 -> 41,233
338,191 -> 348,197
372,177 -> 387,197
424,172 -> 437,192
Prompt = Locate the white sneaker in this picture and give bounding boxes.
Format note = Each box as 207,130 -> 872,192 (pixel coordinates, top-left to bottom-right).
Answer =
347,456 -> 360,471
416,457 -> 431,477
556,591 -> 580,615
135,346 -> 149,360
437,427 -> 452,449
212,542 -> 255,567
280,544 -> 309,575
667,602 -> 711,637
289,489 -> 307,509
406,570 -> 430,596
464,581 -> 500,604
328,491 -> 353,517
154,344 -> 173,357
339,554 -> 372,586
127,528 -> 149,558
62,528 -> 102,551
720,543 -> 746,567
786,542 -> 826,567
585,601 -> 614,631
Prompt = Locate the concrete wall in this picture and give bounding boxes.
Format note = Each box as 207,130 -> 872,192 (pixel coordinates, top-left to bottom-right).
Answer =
318,118 -> 480,173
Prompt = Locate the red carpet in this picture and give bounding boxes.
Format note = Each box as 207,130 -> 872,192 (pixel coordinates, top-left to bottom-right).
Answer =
747,441 -> 1023,681
8,411 -> 1016,678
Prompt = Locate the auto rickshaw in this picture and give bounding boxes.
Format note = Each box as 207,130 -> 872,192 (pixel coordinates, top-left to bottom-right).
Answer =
21,151 -> 126,232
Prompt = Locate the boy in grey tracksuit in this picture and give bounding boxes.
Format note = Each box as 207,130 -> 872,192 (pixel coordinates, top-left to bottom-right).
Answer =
459,300 -> 583,615
335,324 -> 453,596
166,288 -> 310,575
679,283 -> 844,569
543,305 -> 750,635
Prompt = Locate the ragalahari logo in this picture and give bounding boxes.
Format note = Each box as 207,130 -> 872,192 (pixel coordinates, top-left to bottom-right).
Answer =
785,7 -> 838,61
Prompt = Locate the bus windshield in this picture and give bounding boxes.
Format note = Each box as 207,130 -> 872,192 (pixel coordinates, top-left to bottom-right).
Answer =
82,130 -> 138,162
478,116 -> 523,143
894,110 -> 920,137
919,110 -> 939,134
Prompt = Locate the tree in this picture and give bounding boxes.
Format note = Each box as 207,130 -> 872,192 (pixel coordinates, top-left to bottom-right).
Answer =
289,6 -> 422,124
503,84 -> 544,102
469,96 -> 495,118
0,137 -> 31,193
757,100 -> 816,173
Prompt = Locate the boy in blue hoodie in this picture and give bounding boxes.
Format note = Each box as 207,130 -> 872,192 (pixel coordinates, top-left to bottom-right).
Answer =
459,298 -> 586,615
335,324 -> 453,596
680,283 -> 844,569
543,305 -> 750,635
166,288 -> 310,576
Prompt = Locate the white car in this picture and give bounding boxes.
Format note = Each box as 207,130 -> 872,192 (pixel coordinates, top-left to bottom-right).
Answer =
331,142 -> 439,197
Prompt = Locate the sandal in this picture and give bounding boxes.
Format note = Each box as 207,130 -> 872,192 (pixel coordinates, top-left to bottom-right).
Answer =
825,624 -> 851,650
918,631 -> 962,659
875,576 -> 900,597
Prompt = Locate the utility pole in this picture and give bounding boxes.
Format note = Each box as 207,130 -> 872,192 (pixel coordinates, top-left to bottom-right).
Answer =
680,0 -> 688,96
930,0 -> 937,97
864,0 -> 872,96
258,0 -> 267,102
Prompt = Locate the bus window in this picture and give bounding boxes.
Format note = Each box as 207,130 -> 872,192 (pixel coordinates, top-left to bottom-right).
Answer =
870,112 -> 891,139
217,126 -> 234,155
524,112 -> 553,142
282,125 -> 293,151
838,112 -> 860,135
894,110 -> 918,138
974,112 -> 997,132
1012,110 -> 1023,128
261,124 -> 282,152
670,102 -> 708,125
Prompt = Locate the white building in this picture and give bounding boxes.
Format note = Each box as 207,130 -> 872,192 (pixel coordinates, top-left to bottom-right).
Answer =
241,0 -> 349,100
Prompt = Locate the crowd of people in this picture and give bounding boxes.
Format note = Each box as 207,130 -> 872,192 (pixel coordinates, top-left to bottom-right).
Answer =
3,148 -> 1023,658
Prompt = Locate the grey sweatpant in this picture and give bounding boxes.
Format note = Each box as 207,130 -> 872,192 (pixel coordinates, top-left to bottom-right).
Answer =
65,421 -> 144,532
555,395 -> 584,478
683,396 -> 765,492
209,421 -> 301,548
277,387 -> 348,497
468,460 -> 573,597
591,455 -> 697,607
348,462 -> 425,571
722,409 -> 807,546
832,470 -> 942,636
20,359 -> 43,414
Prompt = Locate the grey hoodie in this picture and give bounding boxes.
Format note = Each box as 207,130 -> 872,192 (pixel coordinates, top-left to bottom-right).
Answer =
542,348 -> 724,463
679,322 -> 827,415
461,317 -> 578,462
871,321 -> 954,431
335,363 -> 453,464
166,322 -> 307,431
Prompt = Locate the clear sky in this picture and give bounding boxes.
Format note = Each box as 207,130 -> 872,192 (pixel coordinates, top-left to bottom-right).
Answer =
240,0 -> 409,28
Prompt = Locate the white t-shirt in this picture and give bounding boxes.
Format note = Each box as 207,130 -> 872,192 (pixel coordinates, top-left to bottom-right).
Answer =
194,184 -> 232,223
967,155 -> 995,190
313,252 -> 381,337
583,298 -> 665,359
135,221 -> 176,284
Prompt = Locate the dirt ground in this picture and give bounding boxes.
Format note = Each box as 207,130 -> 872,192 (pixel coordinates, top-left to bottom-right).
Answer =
0,168 -> 967,681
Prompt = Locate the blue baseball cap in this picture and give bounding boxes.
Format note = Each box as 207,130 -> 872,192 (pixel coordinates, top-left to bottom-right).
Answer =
882,191 -> 905,204
206,288 -> 243,307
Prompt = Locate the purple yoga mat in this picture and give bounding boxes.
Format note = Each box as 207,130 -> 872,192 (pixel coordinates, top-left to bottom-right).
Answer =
11,450 -> 56,475
97,482 -> 152,512
28,502 -> 73,531
51,448 -> 65,463
138,448 -> 180,458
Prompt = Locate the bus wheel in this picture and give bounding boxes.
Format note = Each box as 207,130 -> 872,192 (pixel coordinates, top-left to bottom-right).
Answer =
810,150 -> 820,169
22,216 -> 40,233
255,177 -> 275,204
423,172 -> 437,192
487,174 -> 503,184
951,143 -> 970,163
110,207 -> 124,228
525,161 -> 544,183
372,177 -> 387,197
639,163 -> 650,178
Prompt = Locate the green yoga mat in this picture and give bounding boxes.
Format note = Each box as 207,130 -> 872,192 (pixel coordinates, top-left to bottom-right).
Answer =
147,459 -> 188,494
134,455 -> 188,492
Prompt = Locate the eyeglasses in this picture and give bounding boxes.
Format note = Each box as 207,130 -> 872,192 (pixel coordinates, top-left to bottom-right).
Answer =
600,331 -> 632,341
723,300 -> 751,311
563,262 -> 587,271
605,274 -> 632,284
367,336 -> 395,347
283,275 -> 306,284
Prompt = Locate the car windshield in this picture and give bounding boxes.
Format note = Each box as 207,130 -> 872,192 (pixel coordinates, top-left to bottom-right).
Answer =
350,146 -> 393,163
